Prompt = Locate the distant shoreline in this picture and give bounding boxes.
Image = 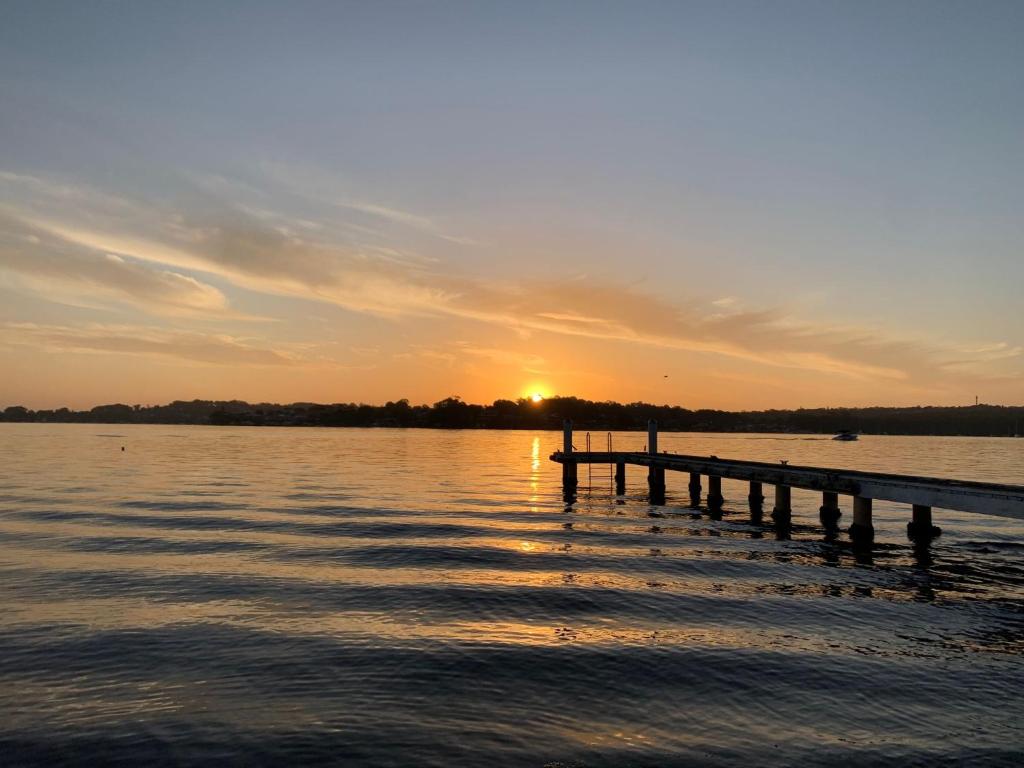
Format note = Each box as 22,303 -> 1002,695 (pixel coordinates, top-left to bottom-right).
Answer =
4,422 -> 1023,439
3,397 -> 1022,438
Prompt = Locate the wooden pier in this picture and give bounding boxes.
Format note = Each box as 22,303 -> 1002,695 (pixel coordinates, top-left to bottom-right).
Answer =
552,420 -> 1024,542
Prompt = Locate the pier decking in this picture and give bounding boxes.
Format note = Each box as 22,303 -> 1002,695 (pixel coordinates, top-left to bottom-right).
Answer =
551,420 -> 1024,542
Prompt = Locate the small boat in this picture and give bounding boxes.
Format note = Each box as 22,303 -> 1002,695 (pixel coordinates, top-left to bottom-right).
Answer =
832,431 -> 858,441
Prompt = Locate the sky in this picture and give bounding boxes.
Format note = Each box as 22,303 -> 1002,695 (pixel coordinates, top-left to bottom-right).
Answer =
1,0 -> 1022,410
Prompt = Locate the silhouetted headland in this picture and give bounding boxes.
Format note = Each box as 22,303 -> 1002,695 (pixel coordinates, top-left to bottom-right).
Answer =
3,398 -> 1023,436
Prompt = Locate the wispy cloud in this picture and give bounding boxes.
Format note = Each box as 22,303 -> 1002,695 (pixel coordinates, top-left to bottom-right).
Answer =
0,322 -> 296,367
334,200 -> 479,246
336,200 -> 436,231
0,213 -> 232,317
1,170 -> 1020,394
256,162 -> 479,246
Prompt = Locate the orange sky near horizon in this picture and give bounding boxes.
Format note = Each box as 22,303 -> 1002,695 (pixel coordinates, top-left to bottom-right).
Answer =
2,305 -> 1017,411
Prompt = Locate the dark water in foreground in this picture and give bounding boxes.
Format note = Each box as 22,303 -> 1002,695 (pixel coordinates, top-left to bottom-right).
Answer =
0,425 -> 1022,767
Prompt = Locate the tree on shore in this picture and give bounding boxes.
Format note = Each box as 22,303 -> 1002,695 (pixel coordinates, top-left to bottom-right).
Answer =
2,397 -> 1022,437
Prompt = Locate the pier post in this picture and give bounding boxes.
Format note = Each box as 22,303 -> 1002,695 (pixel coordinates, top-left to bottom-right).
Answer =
707,475 -> 724,511
748,481 -> 764,511
646,419 -> 664,503
648,465 -> 666,504
748,481 -> 764,521
819,491 -> 842,528
907,504 -> 941,540
561,419 -> 577,491
771,484 -> 792,526
849,496 -> 873,543
688,472 -> 701,507
615,462 -> 626,495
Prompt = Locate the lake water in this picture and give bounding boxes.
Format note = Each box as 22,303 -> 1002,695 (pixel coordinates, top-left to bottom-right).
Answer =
1,424 -> 1022,766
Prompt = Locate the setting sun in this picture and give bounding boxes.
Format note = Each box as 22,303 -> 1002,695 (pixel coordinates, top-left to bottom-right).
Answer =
530,393 -> 544,403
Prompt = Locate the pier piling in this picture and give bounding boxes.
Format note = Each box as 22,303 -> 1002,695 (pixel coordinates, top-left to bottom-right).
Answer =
646,419 -> 665,502
771,484 -> 792,526
819,491 -> 842,528
749,483 -> 765,514
707,475 -> 724,511
748,480 -> 764,521
561,420 -> 577,491
907,504 -> 941,540
648,467 -> 666,503
850,496 -> 874,543
615,462 -> 626,495
647,419 -> 658,455
688,472 -> 702,507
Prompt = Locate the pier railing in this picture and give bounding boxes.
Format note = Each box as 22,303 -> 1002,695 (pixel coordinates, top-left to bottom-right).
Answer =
551,419 -> 1024,542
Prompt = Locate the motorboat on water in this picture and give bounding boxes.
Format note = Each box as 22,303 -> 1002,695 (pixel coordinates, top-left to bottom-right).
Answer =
832,431 -> 858,441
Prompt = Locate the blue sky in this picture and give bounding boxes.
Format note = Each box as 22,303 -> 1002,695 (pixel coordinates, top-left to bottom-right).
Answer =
2,1 -> 1022,408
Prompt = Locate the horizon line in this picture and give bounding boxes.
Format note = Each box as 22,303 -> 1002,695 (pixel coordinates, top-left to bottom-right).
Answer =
4,396 -> 1023,414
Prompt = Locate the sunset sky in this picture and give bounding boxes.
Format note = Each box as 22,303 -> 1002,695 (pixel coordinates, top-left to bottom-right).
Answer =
2,1 -> 1022,410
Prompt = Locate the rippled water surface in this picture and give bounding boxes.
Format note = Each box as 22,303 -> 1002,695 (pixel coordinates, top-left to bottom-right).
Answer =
1,424 -> 1022,766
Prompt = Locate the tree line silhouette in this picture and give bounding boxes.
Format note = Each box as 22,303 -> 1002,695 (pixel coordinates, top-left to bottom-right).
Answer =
2,397 -> 1022,436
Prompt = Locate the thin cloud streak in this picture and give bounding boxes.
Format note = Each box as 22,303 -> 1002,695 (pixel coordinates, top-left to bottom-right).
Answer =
255,162 -> 480,246
336,200 -> 480,246
0,322 -> 296,367
0,211 -> 231,317
1,170 -> 1020,395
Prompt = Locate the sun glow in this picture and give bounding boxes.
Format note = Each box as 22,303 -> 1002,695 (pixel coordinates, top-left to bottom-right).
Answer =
530,392 -> 544,403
